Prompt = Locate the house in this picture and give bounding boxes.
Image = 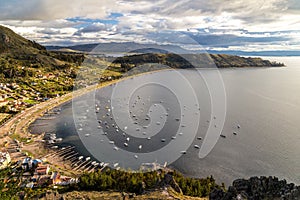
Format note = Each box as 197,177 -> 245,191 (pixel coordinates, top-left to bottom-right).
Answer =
50,172 -> 61,185
0,152 -> 10,169
32,159 -> 42,168
35,165 -> 50,175
22,157 -> 33,171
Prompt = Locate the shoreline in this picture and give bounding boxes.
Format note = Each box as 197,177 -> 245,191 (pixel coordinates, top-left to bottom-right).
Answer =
0,68 -> 175,175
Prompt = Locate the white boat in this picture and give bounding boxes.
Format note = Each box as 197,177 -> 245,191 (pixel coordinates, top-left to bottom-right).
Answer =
126,137 -> 130,142
85,157 -> 90,161
237,124 -> 241,129
194,145 -> 200,149
85,133 -> 90,137
171,136 -> 176,140
113,163 -> 119,168
138,145 -> 142,150
180,151 -> 187,154
197,137 -> 202,140
78,156 -> 83,160
161,139 -> 166,142
109,140 -> 115,144
114,146 -> 119,151
124,142 -> 128,147
134,155 -> 138,159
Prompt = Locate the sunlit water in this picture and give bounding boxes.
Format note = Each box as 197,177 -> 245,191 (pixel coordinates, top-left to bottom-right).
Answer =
30,57 -> 300,185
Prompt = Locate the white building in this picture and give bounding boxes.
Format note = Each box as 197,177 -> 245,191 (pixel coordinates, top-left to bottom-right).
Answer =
0,152 -> 11,169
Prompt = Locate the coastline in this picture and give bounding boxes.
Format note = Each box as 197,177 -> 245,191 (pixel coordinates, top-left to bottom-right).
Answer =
0,68 -> 176,175
2,65 -> 289,174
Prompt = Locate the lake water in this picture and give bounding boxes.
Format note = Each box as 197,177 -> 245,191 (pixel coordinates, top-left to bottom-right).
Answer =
30,57 -> 300,185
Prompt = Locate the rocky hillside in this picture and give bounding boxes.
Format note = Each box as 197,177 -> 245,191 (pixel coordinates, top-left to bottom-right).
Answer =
210,176 -> 300,200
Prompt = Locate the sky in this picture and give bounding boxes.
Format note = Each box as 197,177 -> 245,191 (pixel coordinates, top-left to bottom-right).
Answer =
0,0 -> 300,52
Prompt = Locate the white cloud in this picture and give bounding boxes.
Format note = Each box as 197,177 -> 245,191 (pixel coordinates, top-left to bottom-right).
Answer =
0,0 -> 299,51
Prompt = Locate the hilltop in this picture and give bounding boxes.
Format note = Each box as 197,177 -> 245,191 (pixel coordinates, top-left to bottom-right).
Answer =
0,25 -> 84,72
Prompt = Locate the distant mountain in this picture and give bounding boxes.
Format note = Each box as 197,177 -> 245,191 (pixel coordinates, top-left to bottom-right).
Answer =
208,50 -> 300,57
46,42 -> 190,54
47,42 -> 300,57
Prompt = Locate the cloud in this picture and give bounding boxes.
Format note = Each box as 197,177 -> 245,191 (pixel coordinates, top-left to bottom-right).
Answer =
0,0 -> 299,51
74,23 -> 109,36
0,0 -> 114,20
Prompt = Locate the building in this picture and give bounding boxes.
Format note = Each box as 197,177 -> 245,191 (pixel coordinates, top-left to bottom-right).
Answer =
0,152 -> 11,169
50,172 -> 78,185
51,172 -> 61,185
35,165 -> 50,175
22,157 -> 33,171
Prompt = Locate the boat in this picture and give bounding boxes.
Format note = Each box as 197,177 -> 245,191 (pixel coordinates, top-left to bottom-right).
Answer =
194,145 -> 200,149
85,157 -> 90,161
171,136 -> 176,140
109,140 -> 115,144
233,132 -> 237,135
138,145 -> 142,150
124,142 -> 128,147
220,134 -> 226,138
114,146 -> 119,151
78,156 -> 83,160
197,137 -> 202,140
237,124 -> 241,129
134,155 -> 138,159
113,163 -> 119,168
180,151 -> 187,154
161,139 -> 166,142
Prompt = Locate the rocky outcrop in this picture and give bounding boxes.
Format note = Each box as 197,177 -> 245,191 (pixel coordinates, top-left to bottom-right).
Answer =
160,173 -> 183,194
210,176 -> 300,200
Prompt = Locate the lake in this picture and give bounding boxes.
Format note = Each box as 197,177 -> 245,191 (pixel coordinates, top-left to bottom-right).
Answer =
30,56 -> 300,185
